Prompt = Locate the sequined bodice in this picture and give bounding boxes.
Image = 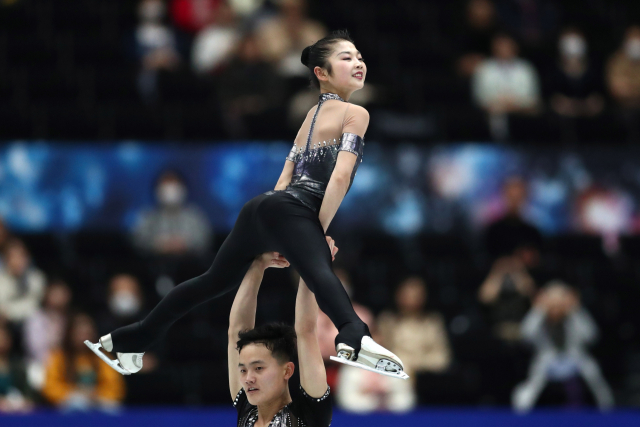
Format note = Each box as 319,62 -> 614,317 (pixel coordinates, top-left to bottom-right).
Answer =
235,385 -> 332,427
284,93 -> 365,212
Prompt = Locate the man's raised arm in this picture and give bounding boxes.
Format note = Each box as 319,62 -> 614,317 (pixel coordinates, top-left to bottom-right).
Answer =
228,252 -> 289,401
294,237 -> 338,398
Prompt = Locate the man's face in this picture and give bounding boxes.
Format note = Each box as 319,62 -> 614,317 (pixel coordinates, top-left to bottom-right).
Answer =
238,343 -> 292,406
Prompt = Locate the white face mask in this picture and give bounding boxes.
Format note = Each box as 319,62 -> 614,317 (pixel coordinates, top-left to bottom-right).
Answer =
559,35 -> 586,58
109,292 -> 141,317
157,182 -> 186,207
625,38 -> 640,60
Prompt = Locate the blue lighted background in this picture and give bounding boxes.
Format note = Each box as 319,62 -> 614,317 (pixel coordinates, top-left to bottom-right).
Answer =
1,141 -> 639,238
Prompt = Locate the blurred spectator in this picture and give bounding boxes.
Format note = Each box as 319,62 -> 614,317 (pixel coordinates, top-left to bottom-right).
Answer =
606,25 -> 640,142
170,0 -> 222,34
548,28 -> 604,119
512,281 -> 614,412
336,327 -> 415,413
377,276 -> 452,378
96,275 -> 160,373
225,0 -> 265,17
478,254 -> 536,342
0,324 -> 33,413
216,32 -> 286,138
133,170 -> 212,256
255,0 -> 326,79
456,0 -> 500,77
546,28 -> 604,143
23,280 -> 72,390
136,0 -> 181,102
0,239 -> 46,324
0,218 -> 10,270
191,1 -> 240,74
98,274 -> 146,334
484,176 -> 542,261
494,0 -> 559,49
42,313 -> 125,412
472,34 -> 541,140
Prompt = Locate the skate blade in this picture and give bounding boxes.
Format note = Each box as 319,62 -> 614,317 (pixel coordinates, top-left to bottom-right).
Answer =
84,340 -> 131,376
330,356 -> 410,380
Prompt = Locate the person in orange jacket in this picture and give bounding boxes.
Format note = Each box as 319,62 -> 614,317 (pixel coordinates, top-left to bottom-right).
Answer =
42,312 -> 125,412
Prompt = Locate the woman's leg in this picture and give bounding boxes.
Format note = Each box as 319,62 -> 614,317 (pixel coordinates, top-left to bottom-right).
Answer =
110,196 -> 266,352
257,194 -> 369,352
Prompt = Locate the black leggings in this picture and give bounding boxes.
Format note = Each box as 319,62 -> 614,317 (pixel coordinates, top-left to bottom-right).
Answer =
111,191 -> 369,353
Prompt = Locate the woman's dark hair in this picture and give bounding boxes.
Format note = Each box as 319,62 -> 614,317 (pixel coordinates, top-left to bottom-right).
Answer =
61,312 -> 100,384
236,323 -> 297,364
301,29 -> 355,89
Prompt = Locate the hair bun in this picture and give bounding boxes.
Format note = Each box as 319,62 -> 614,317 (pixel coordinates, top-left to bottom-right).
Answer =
301,46 -> 311,67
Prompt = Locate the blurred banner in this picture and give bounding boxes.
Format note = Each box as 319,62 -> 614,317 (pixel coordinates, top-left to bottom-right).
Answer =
2,409 -> 640,427
1,141 -> 639,237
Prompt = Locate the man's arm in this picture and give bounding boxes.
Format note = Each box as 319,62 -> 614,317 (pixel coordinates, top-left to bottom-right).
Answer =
228,252 -> 289,402
294,237 -> 338,397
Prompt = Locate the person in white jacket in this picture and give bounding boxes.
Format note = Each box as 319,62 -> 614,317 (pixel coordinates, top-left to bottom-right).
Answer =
512,281 -> 614,412
0,239 -> 45,324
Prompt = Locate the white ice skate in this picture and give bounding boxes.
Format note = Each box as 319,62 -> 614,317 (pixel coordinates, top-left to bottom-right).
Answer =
330,336 -> 409,380
84,334 -> 144,376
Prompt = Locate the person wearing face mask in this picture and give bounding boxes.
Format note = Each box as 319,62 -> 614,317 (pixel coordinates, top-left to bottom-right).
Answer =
547,28 -> 605,142
100,275 -> 145,332
607,25 -> 640,142
133,170 -> 212,256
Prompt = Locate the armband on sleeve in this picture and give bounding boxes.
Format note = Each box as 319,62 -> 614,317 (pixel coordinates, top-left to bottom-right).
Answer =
338,133 -> 364,157
286,143 -> 298,162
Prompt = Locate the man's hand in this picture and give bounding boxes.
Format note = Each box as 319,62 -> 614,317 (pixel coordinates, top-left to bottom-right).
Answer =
254,252 -> 290,270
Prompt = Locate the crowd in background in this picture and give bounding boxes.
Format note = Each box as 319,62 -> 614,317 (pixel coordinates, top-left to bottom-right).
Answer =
131,0 -> 640,143
0,169 -> 621,413
3,0 -> 640,142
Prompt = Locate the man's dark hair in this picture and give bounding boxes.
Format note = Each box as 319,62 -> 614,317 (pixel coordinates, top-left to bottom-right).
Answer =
237,323 -> 297,364
301,29 -> 355,89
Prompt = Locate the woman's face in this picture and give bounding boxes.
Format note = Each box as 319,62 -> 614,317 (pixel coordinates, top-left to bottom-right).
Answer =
72,315 -> 97,350
321,41 -> 366,93
396,278 -> 427,313
46,283 -> 71,311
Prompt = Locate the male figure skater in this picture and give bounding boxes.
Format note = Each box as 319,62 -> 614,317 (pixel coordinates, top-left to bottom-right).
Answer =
228,237 -> 339,426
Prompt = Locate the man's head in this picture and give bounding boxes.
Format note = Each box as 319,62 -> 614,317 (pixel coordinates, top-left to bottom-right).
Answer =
502,176 -> 528,214
492,34 -> 519,61
108,274 -> 143,318
236,323 -> 297,405
155,170 -> 187,208
4,239 -> 30,278
395,276 -> 428,315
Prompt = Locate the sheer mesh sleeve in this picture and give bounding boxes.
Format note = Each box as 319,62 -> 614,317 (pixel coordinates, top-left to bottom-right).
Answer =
341,104 -> 370,137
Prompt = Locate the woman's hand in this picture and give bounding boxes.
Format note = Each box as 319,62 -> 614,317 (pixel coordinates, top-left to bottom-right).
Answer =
254,252 -> 290,270
326,236 -> 339,261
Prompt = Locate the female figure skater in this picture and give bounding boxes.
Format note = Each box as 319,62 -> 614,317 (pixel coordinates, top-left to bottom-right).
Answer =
86,30 -> 407,380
